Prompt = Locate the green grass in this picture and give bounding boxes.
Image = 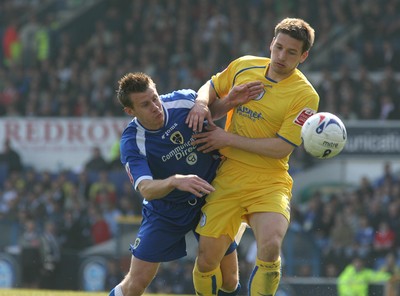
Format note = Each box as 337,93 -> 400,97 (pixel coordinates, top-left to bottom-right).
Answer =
0,290 -> 190,296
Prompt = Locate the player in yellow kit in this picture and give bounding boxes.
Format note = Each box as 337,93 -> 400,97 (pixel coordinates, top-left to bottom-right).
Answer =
186,18 -> 319,296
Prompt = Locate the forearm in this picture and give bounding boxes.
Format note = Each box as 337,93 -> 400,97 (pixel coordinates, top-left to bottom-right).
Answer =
138,174 -> 214,200
196,82 -> 215,106
224,133 -> 294,159
209,97 -> 235,120
138,177 -> 177,200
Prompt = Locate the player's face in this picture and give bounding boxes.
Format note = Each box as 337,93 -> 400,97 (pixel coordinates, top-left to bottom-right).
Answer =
125,86 -> 165,130
268,33 -> 309,81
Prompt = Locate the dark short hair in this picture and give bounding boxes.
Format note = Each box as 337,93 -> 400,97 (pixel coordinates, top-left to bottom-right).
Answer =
116,72 -> 156,108
274,18 -> 315,53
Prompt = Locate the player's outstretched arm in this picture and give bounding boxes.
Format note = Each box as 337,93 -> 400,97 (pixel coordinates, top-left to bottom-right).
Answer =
138,174 -> 215,200
193,125 -> 294,159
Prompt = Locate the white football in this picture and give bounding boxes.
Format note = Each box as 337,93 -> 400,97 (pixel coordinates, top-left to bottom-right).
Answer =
301,112 -> 347,159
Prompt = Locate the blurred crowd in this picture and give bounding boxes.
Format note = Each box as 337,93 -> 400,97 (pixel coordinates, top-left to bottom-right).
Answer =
1,0 -> 400,119
0,140 -> 143,289
290,162 -> 400,278
1,0 -> 400,293
13,168 -> 139,289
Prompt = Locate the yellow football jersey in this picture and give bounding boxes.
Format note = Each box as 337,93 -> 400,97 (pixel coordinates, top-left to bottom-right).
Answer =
211,55 -> 319,171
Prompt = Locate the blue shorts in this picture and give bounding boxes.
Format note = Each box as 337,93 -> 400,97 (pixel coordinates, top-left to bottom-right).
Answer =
129,198 -> 237,262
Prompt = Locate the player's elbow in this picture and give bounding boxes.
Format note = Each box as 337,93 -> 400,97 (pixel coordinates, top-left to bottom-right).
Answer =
267,139 -> 294,159
138,188 -> 161,201
137,181 -> 157,200
138,190 -> 154,200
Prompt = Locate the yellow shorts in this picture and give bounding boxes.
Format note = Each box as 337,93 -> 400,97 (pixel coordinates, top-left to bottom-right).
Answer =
196,158 -> 293,241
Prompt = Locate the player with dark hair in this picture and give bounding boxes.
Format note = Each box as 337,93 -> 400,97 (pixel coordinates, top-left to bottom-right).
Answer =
109,72 -> 262,296
187,17 -> 320,295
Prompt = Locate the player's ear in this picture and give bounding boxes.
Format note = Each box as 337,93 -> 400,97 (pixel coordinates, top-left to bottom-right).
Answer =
269,37 -> 276,51
124,107 -> 135,116
299,50 -> 309,64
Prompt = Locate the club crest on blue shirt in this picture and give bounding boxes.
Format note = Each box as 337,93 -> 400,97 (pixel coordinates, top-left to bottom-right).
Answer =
170,131 -> 184,144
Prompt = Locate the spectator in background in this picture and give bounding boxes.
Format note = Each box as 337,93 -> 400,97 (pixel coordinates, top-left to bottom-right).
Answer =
0,138 -> 23,173
59,208 -> 91,251
2,19 -> 21,66
337,256 -> 391,296
312,200 -> 336,249
354,215 -> 374,259
379,251 -> 400,276
76,169 -> 92,202
382,42 -> 400,71
379,95 -> 395,120
118,180 -> 143,216
19,13 -> 40,67
22,184 -> 47,227
103,199 -> 122,237
375,161 -> 397,187
39,220 -> 61,289
322,211 -> 355,273
88,205 -> 111,244
109,138 -> 120,159
19,218 -> 42,288
372,220 -> 396,259
0,178 -> 19,219
108,148 -> 123,171
84,146 -> 109,172
35,17 -> 50,63
88,170 -> 117,206
387,200 -> 400,247
379,252 -> 400,296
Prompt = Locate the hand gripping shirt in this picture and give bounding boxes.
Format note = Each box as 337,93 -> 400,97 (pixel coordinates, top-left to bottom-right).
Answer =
120,89 -> 221,217
211,55 -> 319,172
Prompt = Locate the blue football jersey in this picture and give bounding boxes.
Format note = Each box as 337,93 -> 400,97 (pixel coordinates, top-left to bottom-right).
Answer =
120,89 -> 221,206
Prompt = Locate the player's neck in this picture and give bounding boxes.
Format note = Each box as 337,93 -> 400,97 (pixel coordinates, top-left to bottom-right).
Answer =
266,66 -> 294,82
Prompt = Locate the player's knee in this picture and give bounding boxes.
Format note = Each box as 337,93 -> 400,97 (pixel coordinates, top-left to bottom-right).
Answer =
197,236 -> 231,273
259,236 -> 282,260
197,253 -> 220,272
